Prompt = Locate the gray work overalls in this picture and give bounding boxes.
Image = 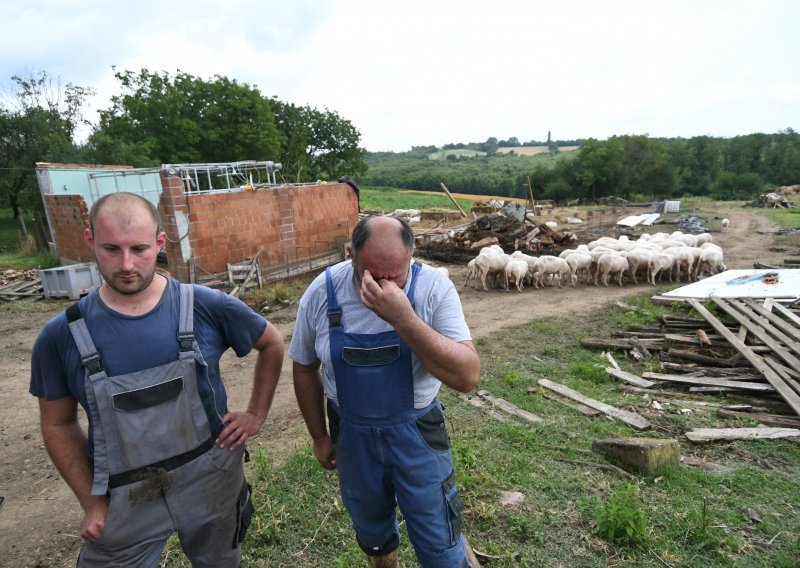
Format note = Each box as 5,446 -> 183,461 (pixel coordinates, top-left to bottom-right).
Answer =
325,264 -> 470,567
67,284 -> 252,567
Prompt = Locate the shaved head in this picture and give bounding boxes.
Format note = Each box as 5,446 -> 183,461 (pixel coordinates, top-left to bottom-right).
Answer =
89,193 -> 161,236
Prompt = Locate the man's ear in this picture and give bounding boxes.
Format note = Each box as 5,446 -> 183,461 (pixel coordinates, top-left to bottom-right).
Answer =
84,227 -> 94,250
346,245 -> 354,260
156,231 -> 167,249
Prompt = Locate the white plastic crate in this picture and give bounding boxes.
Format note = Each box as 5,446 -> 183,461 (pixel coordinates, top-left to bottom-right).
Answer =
40,263 -> 103,300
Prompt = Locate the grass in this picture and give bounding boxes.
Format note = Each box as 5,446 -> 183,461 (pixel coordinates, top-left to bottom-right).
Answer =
360,186 -> 475,213
0,209 -> 58,270
157,293 -> 800,567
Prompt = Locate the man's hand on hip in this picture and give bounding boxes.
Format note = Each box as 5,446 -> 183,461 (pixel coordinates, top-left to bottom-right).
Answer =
217,410 -> 264,450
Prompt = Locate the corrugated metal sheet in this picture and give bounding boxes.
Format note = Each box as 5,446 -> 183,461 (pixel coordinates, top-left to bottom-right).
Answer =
663,269 -> 800,299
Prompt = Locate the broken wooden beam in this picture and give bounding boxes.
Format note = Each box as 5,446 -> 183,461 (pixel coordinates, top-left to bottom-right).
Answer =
605,367 -> 655,388
476,390 -> 543,422
538,379 -> 651,430
717,408 -> 800,429
685,427 -> 800,443
641,372 -> 774,392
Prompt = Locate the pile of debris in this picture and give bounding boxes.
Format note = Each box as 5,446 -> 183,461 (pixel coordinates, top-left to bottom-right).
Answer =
415,203 -> 579,263
747,192 -> 795,209
581,296 -> 800,441
0,269 -> 43,303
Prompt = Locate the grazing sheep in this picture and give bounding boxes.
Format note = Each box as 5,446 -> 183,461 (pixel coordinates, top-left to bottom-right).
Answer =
595,253 -> 628,287
532,256 -> 571,288
625,248 -> 656,285
721,218 -> 730,232
669,247 -> 695,282
648,253 -> 676,285
504,259 -> 528,292
696,248 -> 727,278
695,233 -> 713,245
474,253 -> 511,291
565,252 -> 593,286
464,258 -> 478,288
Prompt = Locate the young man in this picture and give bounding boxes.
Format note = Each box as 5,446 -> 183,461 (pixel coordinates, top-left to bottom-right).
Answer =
290,215 -> 480,567
30,192 -> 284,567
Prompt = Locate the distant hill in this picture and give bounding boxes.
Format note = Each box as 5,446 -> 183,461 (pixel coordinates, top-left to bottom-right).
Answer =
496,146 -> 580,156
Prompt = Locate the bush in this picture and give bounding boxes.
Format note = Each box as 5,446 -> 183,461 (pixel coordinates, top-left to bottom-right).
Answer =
593,485 -> 648,545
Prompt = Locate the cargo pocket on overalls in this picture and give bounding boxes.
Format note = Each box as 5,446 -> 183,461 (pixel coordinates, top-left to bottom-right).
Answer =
232,480 -> 254,548
415,404 -> 451,452
442,470 -> 463,545
326,398 -> 341,445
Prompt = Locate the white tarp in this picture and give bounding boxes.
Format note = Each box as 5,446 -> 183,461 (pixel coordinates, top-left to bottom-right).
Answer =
617,213 -> 661,227
662,269 -> 800,299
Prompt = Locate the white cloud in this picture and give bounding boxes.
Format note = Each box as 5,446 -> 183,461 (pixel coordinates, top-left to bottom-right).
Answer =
2,0 -> 798,151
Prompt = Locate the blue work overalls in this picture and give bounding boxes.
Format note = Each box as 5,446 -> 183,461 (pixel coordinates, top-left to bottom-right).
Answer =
325,264 -> 469,568
66,284 -> 252,567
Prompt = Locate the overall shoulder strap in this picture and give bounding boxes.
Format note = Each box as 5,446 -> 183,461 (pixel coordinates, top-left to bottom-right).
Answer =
65,303 -> 103,374
177,283 -> 195,351
407,261 -> 423,306
325,267 -> 342,328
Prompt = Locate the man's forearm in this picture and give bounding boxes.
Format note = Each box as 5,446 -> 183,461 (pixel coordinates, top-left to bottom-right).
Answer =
42,420 -> 99,507
292,362 -> 328,440
393,315 -> 480,392
247,324 -> 284,421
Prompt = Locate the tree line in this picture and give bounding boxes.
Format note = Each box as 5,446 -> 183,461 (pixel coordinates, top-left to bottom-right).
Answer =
0,69 -> 368,218
362,131 -> 800,203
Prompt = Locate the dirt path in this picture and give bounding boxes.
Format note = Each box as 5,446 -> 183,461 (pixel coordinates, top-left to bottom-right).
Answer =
0,205 -> 789,567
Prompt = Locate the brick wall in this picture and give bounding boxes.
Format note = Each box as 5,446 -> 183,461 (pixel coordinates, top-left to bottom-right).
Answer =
44,174 -> 360,282
43,194 -> 91,263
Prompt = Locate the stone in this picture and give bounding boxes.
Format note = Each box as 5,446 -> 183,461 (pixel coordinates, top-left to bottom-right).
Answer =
592,437 -> 680,474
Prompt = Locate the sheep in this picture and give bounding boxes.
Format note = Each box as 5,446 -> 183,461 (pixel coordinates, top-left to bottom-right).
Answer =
474,252 -> 511,291
696,247 -> 727,278
504,259 -> 528,292
625,248 -> 656,285
565,252 -> 593,286
478,244 -> 504,256
595,253 -> 628,287
721,218 -> 730,232
464,258 -> 478,288
695,233 -> 713,245
648,253 -> 675,285
510,251 -> 538,285
532,256 -> 571,288
669,247 -> 695,282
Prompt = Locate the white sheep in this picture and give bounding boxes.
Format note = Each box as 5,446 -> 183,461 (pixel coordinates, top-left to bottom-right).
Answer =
648,253 -> 675,285
474,253 -> 511,291
504,259 -> 528,292
625,248 -> 656,285
565,252 -> 593,286
533,256 -> 571,288
721,218 -> 730,232
595,253 -> 628,287
696,248 -> 727,278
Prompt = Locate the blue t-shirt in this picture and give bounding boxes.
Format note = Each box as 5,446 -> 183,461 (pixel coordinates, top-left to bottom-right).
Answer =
30,277 -> 268,457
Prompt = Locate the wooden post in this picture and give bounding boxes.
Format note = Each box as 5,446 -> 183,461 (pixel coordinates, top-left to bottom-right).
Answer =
526,176 -> 535,214
439,182 -> 467,218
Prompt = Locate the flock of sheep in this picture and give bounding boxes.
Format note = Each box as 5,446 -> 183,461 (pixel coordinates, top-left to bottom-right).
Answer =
461,221 -> 730,293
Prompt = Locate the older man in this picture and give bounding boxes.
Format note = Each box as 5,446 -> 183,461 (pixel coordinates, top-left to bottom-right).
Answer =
290,215 -> 480,567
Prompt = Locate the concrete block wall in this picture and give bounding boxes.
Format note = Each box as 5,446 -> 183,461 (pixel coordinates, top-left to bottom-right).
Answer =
43,194 -> 92,263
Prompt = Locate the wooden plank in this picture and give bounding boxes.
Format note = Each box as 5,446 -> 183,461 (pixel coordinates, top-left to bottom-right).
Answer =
537,379 -> 651,430
541,392 -> 601,416
439,182 -> 468,218
717,408 -> 800,429
665,349 -> 739,367
722,299 -> 800,365
687,298 -> 800,417
685,427 -> 800,443
476,390 -> 543,422
458,393 -> 507,422
773,302 -> 800,326
742,298 -> 800,343
642,372 -> 775,392
605,367 -> 655,388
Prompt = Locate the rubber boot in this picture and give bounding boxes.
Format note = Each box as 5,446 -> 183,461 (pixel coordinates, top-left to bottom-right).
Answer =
366,550 -> 398,568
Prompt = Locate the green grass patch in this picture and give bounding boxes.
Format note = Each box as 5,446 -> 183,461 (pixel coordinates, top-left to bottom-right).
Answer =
162,294 -> 800,567
359,186 -> 473,214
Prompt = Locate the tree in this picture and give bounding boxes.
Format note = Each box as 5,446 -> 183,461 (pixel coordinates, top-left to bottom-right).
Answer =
0,70 -> 91,221
90,69 -> 281,166
272,101 -> 366,182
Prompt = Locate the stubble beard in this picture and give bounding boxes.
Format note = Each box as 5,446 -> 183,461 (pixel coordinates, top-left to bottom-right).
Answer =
103,267 -> 157,296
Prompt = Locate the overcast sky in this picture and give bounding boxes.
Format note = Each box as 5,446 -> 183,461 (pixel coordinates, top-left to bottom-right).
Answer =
2,0 -> 798,152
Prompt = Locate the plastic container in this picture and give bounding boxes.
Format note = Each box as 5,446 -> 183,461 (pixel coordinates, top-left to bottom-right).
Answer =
40,263 -> 103,300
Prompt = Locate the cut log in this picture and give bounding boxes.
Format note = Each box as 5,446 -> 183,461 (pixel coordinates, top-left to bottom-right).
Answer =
538,379 -> 651,430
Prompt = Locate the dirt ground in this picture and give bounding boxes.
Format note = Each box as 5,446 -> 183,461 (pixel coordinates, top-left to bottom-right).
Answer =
0,206 -> 793,567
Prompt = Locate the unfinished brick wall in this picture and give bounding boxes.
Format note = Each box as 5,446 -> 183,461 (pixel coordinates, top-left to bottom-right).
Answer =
44,172 -> 359,283
43,194 -> 92,263
159,174 -> 359,282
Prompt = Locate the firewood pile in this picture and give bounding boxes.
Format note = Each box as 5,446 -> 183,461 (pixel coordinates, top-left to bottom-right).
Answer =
582,296 -> 800,440
0,269 -> 44,303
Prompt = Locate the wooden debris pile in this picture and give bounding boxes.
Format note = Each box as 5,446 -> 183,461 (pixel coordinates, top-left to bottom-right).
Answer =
582,297 -> 800,442
0,269 -> 43,303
